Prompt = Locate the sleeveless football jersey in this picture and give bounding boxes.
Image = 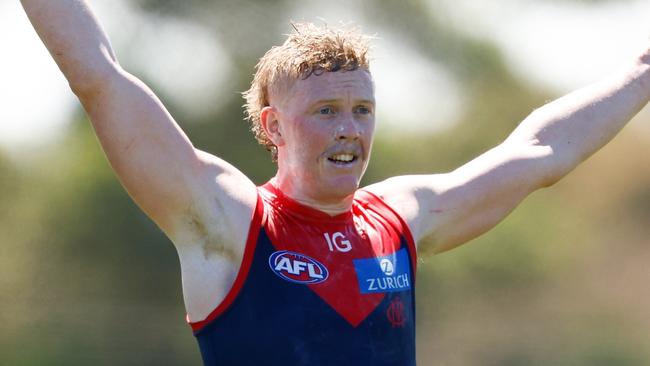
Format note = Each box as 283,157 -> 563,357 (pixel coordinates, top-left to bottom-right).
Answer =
189,180 -> 418,365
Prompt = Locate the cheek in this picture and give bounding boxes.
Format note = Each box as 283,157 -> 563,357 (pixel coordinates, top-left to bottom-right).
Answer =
296,122 -> 332,145
365,122 -> 376,135
287,128 -> 325,158
362,122 -> 376,142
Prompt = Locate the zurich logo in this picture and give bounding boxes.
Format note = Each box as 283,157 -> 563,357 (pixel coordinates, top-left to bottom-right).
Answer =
268,250 -> 329,284
379,258 -> 395,276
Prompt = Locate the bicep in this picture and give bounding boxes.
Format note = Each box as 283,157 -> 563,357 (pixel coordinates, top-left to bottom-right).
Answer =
370,142 -> 554,254
78,66 -> 255,233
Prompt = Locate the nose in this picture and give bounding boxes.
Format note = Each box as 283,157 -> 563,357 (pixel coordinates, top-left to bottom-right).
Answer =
334,117 -> 361,141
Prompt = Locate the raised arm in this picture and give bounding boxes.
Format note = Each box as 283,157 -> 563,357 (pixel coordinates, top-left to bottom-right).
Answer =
20,0 -> 257,241
367,41 -> 650,254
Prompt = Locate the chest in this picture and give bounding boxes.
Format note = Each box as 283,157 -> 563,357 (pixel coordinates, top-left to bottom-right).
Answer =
263,211 -> 413,326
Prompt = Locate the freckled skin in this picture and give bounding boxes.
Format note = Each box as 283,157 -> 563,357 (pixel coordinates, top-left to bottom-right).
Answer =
270,70 -> 376,213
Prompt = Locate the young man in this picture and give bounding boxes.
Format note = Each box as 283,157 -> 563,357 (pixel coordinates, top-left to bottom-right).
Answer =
21,0 -> 650,365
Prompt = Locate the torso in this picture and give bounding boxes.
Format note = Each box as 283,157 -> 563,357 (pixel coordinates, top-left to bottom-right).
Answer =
186,180 -> 418,365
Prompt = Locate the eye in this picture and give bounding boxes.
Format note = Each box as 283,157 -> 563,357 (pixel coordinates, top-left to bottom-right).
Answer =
318,106 -> 335,115
354,105 -> 372,115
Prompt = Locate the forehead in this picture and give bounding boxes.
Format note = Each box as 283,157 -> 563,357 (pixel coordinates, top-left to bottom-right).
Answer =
286,69 -> 375,106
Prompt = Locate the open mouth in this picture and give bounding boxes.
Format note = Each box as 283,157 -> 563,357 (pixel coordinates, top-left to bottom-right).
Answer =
327,153 -> 358,165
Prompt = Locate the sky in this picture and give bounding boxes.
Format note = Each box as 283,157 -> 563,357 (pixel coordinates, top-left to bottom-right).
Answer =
2,0 -> 649,155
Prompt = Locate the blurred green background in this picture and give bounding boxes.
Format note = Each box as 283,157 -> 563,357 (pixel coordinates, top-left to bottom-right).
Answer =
2,0 -> 650,365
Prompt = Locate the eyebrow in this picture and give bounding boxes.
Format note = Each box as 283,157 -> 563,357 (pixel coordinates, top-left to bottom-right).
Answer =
308,99 -> 375,108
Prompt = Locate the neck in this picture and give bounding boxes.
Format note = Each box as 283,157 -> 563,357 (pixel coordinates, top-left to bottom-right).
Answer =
272,176 -> 354,216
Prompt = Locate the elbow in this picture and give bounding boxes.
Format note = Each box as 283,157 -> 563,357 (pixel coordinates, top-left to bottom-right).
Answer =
538,171 -> 563,188
535,148 -> 582,189
504,140 -> 574,190
68,61 -> 122,100
65,47 -> 122,99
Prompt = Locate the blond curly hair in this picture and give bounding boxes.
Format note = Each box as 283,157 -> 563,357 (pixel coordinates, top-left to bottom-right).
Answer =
243,22 -> 372,161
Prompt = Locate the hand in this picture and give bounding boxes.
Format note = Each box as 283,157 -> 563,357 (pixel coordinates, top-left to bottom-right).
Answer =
637,39 -> 650,66
630,40 -> 650,97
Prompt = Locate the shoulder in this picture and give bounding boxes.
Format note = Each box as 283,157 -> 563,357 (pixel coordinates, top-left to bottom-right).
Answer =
362,174 -> 451,245
361,177 -> 430,242
363,175 -> 433,216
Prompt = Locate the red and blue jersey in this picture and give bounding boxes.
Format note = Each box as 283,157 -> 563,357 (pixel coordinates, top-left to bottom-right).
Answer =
189,180 -> 418,365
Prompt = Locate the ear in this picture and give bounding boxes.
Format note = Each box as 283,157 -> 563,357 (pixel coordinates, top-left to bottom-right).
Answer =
260,106 -> 285,146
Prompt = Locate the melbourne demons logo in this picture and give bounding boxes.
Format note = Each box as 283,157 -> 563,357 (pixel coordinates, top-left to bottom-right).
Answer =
386,297 -> 406,328
268,251 -> 329,284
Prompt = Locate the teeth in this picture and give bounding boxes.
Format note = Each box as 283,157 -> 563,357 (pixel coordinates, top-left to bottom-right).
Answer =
329,154 -> 354,162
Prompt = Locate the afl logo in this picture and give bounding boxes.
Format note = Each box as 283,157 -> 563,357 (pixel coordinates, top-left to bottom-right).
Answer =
268,251 -> 329,284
